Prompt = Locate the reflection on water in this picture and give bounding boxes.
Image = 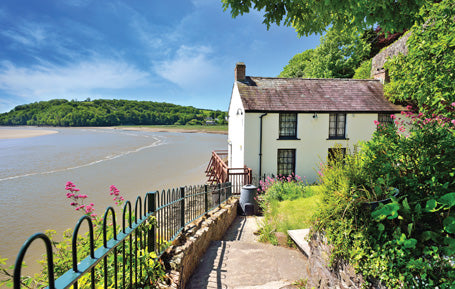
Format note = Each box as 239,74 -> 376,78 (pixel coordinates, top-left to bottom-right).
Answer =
0,127 -> 226,274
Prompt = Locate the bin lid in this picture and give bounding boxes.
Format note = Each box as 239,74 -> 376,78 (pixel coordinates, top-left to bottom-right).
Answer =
242,184 -> 257,190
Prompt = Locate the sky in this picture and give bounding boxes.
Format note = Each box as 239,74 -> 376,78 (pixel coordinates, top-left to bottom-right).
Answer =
0,0 -> 320,113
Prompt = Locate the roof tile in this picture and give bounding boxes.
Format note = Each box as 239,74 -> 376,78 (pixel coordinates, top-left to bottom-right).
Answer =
237,77 -> 404,112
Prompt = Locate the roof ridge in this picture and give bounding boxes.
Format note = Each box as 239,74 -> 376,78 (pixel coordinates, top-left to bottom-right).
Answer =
246,76 -> 380,82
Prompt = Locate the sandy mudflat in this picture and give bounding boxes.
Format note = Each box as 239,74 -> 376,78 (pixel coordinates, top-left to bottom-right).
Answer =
115,126 -> 228,135
0,128 -> 59,139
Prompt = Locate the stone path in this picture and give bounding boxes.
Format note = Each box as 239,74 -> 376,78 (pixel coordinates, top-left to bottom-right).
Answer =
186,216 -> 309,289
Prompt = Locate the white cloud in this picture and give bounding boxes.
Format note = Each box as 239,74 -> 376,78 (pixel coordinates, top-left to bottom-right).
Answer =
0,58 -> 150,100
154,45 -> 222,91
2,21 -> 48,48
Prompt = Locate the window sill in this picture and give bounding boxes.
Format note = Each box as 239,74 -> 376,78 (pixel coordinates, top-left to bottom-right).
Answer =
327,137 -> 349,140
277,137 -> 301,140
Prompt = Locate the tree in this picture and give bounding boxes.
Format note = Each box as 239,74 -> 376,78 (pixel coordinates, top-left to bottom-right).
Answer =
278,49 -> 314,78
279,27 -> 369,79
384,0 -> 455,118
222,0 -> 429,36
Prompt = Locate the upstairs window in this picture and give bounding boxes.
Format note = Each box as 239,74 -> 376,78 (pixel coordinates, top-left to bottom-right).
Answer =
279,113 -> 297,139
378,113 -> 394,126
329,113 -> 346,139
277,149 -> 296,176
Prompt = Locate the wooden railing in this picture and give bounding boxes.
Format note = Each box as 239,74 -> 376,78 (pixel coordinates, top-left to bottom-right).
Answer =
205,151 -> 252,194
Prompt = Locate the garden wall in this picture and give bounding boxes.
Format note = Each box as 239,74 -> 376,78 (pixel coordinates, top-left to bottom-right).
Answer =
160,197 -> 239,289
306,232 -> 386,289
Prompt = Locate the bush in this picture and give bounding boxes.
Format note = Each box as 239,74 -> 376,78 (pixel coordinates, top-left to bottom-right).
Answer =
352,59 -> 372,79
314,111 -> 455,288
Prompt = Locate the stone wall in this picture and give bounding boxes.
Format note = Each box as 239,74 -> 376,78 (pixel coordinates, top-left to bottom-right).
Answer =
371,32 -> 411,82
305,232 -> 386,289
160,197 -> 239,289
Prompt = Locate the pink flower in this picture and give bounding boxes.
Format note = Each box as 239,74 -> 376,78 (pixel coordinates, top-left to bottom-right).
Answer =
390,114 -> 396,119
452,102 -> 455,107
374,120 -> 379,126
451,120 -> 455,126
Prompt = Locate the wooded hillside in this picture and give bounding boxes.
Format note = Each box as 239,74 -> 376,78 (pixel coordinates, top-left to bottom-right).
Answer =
0,99 -> 227,126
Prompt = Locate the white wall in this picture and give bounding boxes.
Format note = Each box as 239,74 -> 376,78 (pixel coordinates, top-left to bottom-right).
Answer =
241,112 -> 400,183
227,84 -> 245,168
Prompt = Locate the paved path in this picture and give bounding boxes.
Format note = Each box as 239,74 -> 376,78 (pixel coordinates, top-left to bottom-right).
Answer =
186,216 -> 309,289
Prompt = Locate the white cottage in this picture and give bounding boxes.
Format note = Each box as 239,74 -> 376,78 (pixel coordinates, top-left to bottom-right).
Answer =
227,63 -> 404,183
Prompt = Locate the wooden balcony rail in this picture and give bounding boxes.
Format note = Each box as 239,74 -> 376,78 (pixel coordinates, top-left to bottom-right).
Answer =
205,151 -> 252,194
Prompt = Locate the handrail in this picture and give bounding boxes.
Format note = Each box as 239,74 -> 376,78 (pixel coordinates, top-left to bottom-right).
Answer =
12,183 -> 232,289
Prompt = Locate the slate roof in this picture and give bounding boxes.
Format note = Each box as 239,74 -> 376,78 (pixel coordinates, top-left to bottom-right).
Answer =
237,77 -> 404,112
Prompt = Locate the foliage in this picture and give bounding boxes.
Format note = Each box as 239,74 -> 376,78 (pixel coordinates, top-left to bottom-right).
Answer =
314,111 -> 455,287
0,98 -> 227,127
278,49 -> 314,78
0,182 -> 166,288
352,59 -> 372,79
385,0 -> 455,118
308,27 -> 370,78
279,27 -> 370,79
222,0 -> 429,36
257,175 -> 321,245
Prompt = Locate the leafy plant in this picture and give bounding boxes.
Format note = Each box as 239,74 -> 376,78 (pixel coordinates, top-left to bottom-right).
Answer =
314,109 -> 455,287
0,182 -> 166,288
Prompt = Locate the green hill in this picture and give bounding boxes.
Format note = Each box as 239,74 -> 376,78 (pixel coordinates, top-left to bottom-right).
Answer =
0,99 -> 227,127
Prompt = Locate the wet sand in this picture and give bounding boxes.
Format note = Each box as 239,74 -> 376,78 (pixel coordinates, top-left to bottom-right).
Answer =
0,128 -> 59,139
114,126 -> 227,135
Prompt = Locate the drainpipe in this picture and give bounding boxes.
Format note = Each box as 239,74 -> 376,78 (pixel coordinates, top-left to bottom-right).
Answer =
259,113 -> 268,178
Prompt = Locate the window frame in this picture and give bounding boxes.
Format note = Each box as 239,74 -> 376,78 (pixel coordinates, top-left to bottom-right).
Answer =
278,113 -> 298,139
277,149 -> 296,176
328,113 -> 347,139
328,147 -> 346,163
378,113 -> 394,126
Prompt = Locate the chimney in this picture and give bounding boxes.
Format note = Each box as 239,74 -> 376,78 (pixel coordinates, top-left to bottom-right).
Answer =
235,62 -> 246,82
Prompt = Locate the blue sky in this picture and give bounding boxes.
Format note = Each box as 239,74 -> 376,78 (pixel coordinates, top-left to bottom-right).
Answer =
0,0 -> 320,113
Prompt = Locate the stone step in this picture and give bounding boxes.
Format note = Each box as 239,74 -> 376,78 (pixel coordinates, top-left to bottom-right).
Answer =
287,229 -> 311,257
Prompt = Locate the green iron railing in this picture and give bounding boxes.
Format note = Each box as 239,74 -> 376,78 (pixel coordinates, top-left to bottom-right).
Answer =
13,182 -> 232,289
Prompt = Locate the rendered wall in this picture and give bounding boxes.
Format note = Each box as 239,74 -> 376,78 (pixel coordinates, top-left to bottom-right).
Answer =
243,112 -> 400,183
227,83 -> 245,168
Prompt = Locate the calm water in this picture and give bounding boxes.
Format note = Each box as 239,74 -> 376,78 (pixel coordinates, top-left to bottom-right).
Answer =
0,127 -> 226,271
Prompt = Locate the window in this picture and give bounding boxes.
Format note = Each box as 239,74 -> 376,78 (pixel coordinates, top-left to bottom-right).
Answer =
277,149 -> 296,176
329,113 -> 346,139
378,113 -> 394,125
279,113 -> 297,139
328,147 -> 346,163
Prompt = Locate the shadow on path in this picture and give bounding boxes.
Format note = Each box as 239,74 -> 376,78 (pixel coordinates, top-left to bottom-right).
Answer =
186,216 -> 308,289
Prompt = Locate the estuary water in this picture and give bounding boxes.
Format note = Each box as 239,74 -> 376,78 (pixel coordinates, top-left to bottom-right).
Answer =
0,127 -> 226,271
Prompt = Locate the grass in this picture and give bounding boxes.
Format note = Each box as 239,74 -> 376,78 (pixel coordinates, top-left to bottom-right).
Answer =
258,185 -> 322,244
117,124 -> 228,132
275,194 -> 321,232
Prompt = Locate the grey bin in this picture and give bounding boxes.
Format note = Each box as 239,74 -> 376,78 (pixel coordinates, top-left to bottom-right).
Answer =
240,184 -> 257,216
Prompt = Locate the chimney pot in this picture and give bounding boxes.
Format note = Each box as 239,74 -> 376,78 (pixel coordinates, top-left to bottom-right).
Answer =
235,62 -> 246,82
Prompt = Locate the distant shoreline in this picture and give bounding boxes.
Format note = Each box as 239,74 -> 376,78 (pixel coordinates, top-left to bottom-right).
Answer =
0,125 -> 227,139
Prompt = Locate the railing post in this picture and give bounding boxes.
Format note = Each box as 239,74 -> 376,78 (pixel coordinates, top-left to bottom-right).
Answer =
217,183 -> 221,207
147,192 -> 156,252
180,187 -> 185,231
204,184 -> 208,215
227,182 -> 232,198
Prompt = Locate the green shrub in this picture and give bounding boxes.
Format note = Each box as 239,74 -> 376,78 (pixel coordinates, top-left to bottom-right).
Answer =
352,59 -> 372,79
314,111 -> 455,288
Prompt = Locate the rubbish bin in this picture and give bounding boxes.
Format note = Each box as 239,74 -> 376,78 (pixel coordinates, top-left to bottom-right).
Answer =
240,184 -> 257,216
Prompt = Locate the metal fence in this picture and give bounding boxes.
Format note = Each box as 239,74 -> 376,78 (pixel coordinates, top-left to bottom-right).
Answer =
13,182 -> 232,289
